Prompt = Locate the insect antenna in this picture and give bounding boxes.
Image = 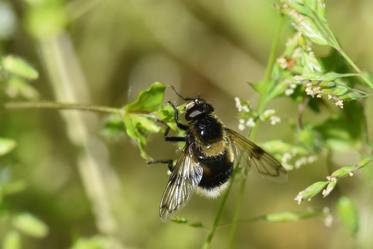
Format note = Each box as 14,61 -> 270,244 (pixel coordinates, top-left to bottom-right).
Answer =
170,85 -> 195,101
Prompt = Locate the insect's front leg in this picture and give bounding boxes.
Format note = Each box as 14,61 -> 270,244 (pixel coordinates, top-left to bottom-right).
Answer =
168,101 -> 188,131
147,159 -> 174,172
163,126 -> 186,142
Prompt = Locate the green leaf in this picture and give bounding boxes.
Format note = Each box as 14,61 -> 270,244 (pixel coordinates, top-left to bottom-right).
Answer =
71,235 -> 112,249
125,82 -> 166,113
357,156 -> 373,169
13,213 -> 49,238
101,114 -> 126,140
331,166 -> 355,178
6,76 -> 39,100
2,55 -> 39,80
122,82 -> 167,159
279,1 -> 328,46
26,1 -> 67,38
337,196 -> 359,236
295,181 -> 328,203
171,217 -> 205,228
2,231 -> 21,249
123,114 -> 161,160
280,0 -> 337,47
0,138 -> 16,156
264,210 -> 319,222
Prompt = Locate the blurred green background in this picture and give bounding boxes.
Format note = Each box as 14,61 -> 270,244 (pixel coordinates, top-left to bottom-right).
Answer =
1,0 -> 373,248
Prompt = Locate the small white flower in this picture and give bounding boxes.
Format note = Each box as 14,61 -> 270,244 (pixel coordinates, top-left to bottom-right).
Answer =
293,75 -> 304,81
323,207 -> 333,227
324,214 -> 333,227
245,118 -> 256,128
335,99 -> 344,109
322,181 -> 336,198
263,109 -> 275,117
349,171 -> 354,177
238,123 -> 245,131
285,88 -> 294,96
281,152 -> 293,165
239,119 -> 245,124
277,57 -> 288,69
294,192 -> 304,205
270,116 -> 281,125
295,157 -> 307,168
235,97 -> 243,112
307,155 -> 317,163
242,105 -> 250,113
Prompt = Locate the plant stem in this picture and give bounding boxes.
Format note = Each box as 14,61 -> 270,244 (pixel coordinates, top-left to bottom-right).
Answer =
3,101 -> 121,115
263,17 -> 285,82
228,16 -> 285,248
202,170 -> 236,249
337,48 -> 373,88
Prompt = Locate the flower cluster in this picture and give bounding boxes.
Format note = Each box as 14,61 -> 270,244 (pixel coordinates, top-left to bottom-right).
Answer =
281,150 -> 317,171
234,97 -> 281,131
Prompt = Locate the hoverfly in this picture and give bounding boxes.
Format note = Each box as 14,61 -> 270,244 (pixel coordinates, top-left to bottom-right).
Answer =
148,90 -> 287,220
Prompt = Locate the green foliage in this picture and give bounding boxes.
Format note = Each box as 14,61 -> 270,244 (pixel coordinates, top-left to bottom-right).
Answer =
25,0 -> 67,38
71,236 -> 113,249
121,82 -> 167,159
337,196 -> 359,236
278,0 -> 336,47
295,157 -> 373,203
0,55 -> 39,100
0,138 -> 16,156
1,0 -> 373,248
2,231 -> 21,249
263,210 -> 320,222
124,82 -> 166,113
12,213 -> 49,238
2,56 -> 39,80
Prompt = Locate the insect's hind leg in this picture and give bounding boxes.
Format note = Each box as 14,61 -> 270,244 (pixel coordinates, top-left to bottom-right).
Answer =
147,159 -> 174,172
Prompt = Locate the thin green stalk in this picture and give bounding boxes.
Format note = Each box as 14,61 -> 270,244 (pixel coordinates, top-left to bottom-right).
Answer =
337,49 -> 373,88
228,16 -> 284,248
263,17 -> 285,82
2,101 -> 121,115
202,170 -> 236,249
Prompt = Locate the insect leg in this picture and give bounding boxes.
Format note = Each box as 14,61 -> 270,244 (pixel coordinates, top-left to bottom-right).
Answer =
147,159 -> 174,172
168,101 -> 188,130
163,126 -> 186,142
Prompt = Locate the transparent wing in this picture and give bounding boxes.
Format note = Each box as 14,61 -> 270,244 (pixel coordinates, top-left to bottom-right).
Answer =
225,128 -> 287,178
159,146 -> 203,220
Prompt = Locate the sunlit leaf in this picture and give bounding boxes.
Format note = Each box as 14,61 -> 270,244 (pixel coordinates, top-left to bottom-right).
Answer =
71,235 -> 112,249
26,1 -> 67,38
2,231 -> 21,249
125,82 -> 166,113
295,181 -> 328,204
331,166 -> 355,178
13,213 -> 49,238
264,210 -> 319,222
0,138 -> 16,156
123,114 -> 161,160
122,82 -> 167,159
2,55 -> 39,80
6,76 -> 39,100
101,114 -> 126,140
337,196 -> 359,236
171,217 -> 205,228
